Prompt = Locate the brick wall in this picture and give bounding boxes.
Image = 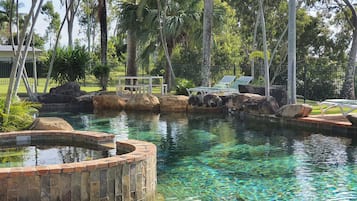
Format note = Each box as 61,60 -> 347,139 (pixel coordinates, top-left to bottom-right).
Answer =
0,131 -> 157,201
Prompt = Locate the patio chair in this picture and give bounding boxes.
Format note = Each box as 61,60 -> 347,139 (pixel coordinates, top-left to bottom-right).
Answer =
186,75 -> 253,96
318,99 -> 357,116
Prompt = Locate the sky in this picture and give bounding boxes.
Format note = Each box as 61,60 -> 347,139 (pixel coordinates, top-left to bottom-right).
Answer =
20,0 -> 83,49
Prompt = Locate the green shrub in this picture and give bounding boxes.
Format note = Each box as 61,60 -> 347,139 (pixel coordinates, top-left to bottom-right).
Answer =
92,64 -> 111,90
175,78 -> 195,96
0,98 -> 40,131
43,46 -> 90,84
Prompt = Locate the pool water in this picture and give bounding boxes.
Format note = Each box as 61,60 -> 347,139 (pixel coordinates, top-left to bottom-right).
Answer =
41,111 -> 357,200
0,145 -> 112,167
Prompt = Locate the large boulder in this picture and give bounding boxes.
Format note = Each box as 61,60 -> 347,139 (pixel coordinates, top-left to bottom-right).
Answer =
160,95 -> 188,112
188,95 -> 204,107
38,82 -> 86,103
225,93 -> 252,111
29,117 -> 73,130
243,95 -> 280,115
226,93 -> 279,115
276,104 -> 312,118
49,82 -> 85,97
125,94 -> 160,112
203,94 -> 223,107
239,85 -> 287,107
93,95 -> 126,111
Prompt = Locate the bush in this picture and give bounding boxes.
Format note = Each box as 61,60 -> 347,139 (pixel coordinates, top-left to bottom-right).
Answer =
92,64 -> 111,90
43,46 -> 90,84
0,98 -> 40,131
175,78 -> 195,95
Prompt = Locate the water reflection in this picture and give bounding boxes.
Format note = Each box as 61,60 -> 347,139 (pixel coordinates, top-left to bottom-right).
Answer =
0,145 -> 112,167
293,134 -> 355,200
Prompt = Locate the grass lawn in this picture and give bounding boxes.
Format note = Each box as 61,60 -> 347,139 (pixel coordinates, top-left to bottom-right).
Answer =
297,98 -> 356,115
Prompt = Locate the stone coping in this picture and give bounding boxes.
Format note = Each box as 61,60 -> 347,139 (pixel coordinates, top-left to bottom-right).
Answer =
244,113 -> 357,136
0,130 -> 156,179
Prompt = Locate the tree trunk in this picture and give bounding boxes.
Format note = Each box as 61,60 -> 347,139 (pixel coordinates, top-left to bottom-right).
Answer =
251,10 -> 260,78
201,0 -> 213,87
340,0 -> 357,99
4,0 -> 36,114
99,0 -> 107,65
341,29 -> 357,99
44,0 -> 73,93
165,41 -> 173,90
98,0 -> 107,90
287,0 -> 297,104
259,0 -> 269,97
126,28 -> 137,77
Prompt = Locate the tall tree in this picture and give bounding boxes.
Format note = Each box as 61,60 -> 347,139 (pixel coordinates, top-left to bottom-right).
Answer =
117,0 -> 140,77
60,0 -> 80,48
44,0 -> 74,93
339,0 -> 357,99
98,0 -> 108,90
4,0 -> 43,114
306,0 -> 357,99
156,0 -> 201,89
202,0 -> 213,87
41,1 -> 60,48
287,0 -> 296,104
79,0 -> 98,53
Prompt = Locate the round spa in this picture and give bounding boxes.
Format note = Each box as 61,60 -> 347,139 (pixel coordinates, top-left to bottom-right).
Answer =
0,130 -> 156,201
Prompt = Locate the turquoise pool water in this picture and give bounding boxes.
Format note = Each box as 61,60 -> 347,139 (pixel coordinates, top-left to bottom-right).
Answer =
41,111 -> 357,200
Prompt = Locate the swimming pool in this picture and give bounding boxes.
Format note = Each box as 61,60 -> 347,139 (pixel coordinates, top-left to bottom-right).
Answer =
41,111 -> 357,200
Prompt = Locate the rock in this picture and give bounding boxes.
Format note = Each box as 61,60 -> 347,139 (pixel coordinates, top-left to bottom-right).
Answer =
188,95 -> 203,107
76,94 -> 94,103
225,93 -> 255,112
29,117 -> 73,130
346,115 -> 357,126
37,82 -> 86,103
239,85 -> 287,107
159,95 -> 188,112
49,82 -> 85,97
203,94 -> 222,107
125,94 -> 160,112
276,104 -> 312,118
243,95 -> 280,115
93,95 -> 126,111
38,93 -> 78,103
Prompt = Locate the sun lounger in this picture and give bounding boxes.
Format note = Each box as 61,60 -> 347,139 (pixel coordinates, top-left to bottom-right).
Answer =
318,99 -> 357,116
186,75 -> 253,96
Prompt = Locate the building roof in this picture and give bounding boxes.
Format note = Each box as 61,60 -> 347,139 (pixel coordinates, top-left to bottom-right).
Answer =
0,45 -> 42,62
0,45 -> 42,53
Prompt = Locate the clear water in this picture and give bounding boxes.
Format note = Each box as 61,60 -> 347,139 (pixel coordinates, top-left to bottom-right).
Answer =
40,111 -> 357,200
0,145 -> 113,167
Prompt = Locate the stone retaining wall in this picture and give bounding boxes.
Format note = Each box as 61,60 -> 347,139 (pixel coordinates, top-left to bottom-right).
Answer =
0,131 -> 157,201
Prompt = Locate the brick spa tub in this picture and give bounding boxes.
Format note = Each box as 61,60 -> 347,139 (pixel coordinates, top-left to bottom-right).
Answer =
0,130 -> 156,201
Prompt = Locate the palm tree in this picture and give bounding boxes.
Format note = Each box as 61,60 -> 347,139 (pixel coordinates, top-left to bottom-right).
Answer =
202,0 -> 213,87
117,1 -> 141,77
159,0 -> 201,89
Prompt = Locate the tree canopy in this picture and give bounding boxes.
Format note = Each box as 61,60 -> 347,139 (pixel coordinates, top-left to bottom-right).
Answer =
3,0 -> 357,102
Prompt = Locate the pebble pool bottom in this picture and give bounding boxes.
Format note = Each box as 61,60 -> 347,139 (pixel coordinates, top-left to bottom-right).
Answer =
40,111 -> 357,201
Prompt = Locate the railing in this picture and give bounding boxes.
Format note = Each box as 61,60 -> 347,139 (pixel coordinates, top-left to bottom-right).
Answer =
116,76 -> 167,95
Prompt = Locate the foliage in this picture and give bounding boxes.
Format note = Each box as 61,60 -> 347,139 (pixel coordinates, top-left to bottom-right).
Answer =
42,46 -> 90,85
0,97 -> 39,131
91,63 -> 111,90
175,78 -> 195,95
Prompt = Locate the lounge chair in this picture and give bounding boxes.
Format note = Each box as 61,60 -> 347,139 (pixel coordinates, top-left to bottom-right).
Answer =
318,99 -> 357,116
186,75 -> 253,96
